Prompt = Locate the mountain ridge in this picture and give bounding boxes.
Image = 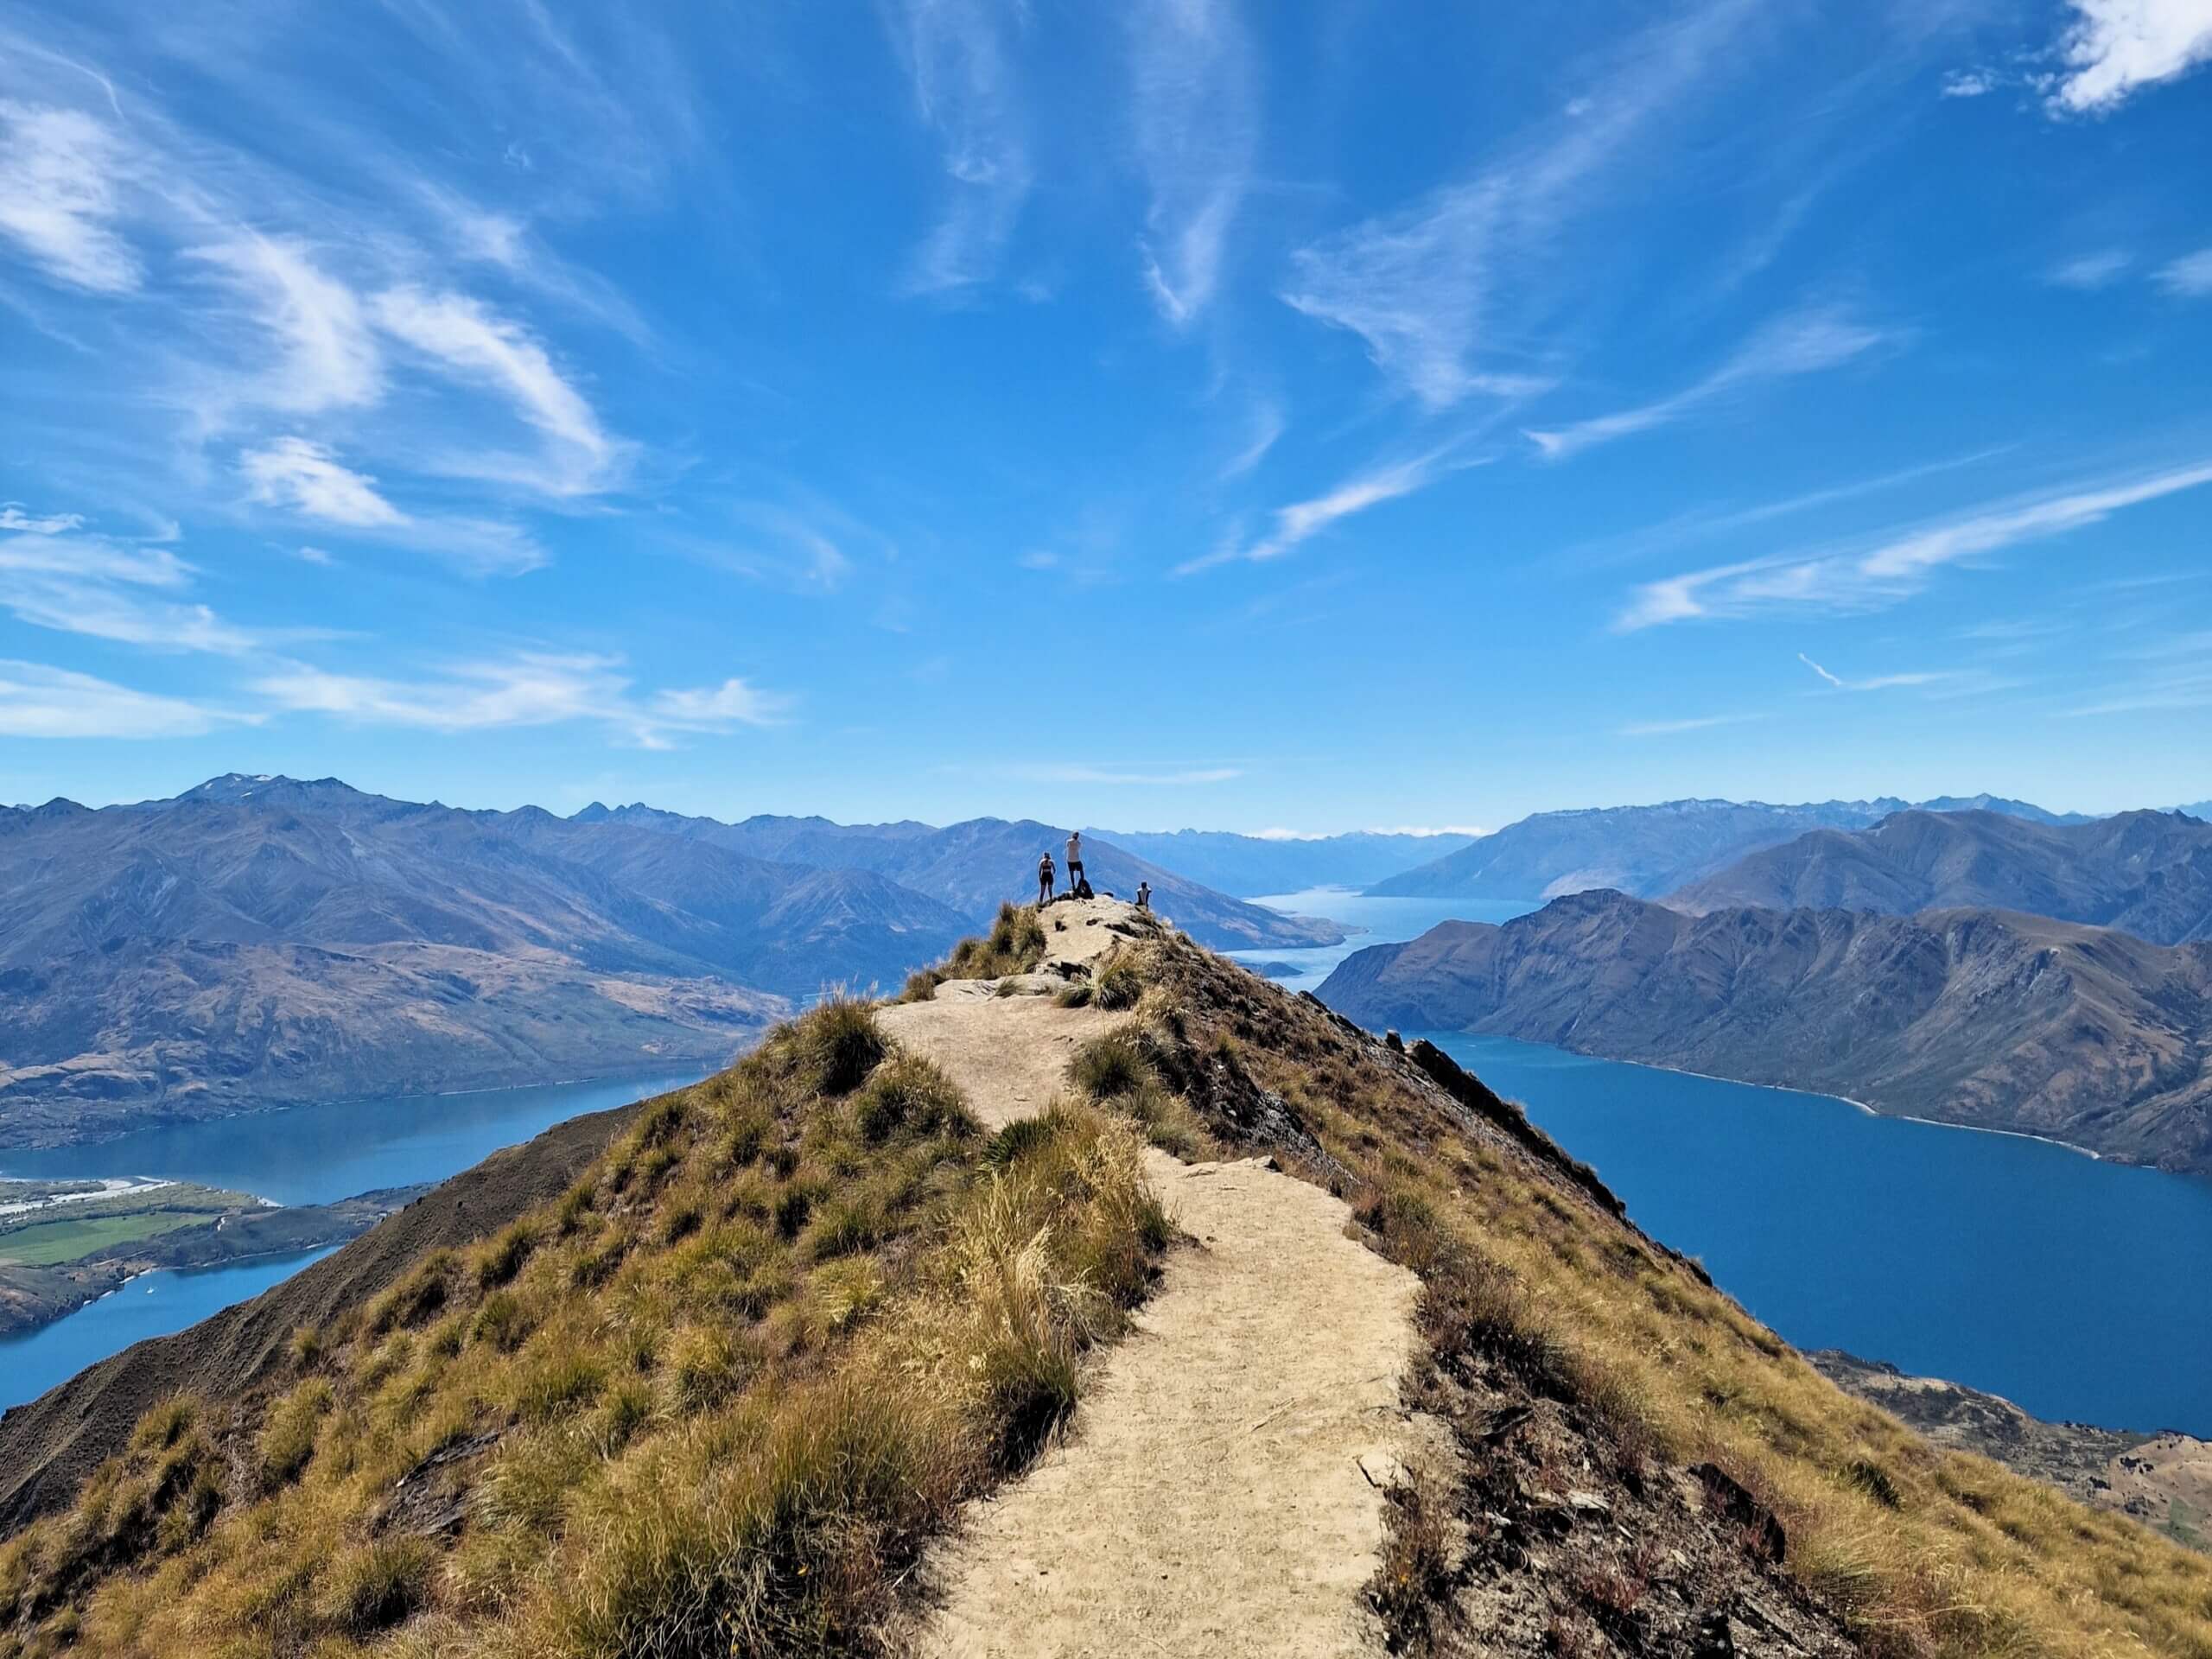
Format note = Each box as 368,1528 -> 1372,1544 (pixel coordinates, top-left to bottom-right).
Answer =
1367,794 -> 2092,902
1317,889 -> 2212,1174
1666,808 -> 2212,943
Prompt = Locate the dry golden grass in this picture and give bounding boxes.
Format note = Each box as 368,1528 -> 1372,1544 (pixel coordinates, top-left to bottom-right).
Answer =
0,999 -> 1168,1659
1142,931 -> 2212,1659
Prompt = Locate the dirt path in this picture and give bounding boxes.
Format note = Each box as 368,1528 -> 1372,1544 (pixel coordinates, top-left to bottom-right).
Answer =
887,899 -> 1425,1657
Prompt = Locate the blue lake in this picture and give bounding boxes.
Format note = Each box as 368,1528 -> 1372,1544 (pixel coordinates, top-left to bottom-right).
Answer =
1424,1033 -> 2212,1440
1243,887 -> 2212,1439
0,1071 -> 696,1410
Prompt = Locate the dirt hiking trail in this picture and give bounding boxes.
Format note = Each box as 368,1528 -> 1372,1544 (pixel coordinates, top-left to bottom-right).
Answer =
880,898 -> 1425,1657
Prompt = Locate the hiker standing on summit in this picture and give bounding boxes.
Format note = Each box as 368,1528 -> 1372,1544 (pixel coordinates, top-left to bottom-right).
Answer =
1037,849 -> 1056,907
1065,830 -> 1085,898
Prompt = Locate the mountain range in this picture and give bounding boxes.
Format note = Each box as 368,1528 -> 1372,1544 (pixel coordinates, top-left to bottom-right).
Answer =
1367,795 -> 2090,902
0,777 -> 1333,1147
1318,890 -> 2212,1174
1666,809 -> 2212,944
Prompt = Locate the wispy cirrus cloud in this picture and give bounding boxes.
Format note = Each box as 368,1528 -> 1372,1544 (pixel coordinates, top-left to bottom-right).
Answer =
1617,459 -> 2212,630
238,438 -> 545,574
1127,0 -> 1256,327
2047,249 -> 2133,289
191,236 -> 383,414
0,524 -> 266,655
1796,654 -> 1961,692
251,653 -> 788,747
1528,307 -> 1893,461
372,286 -> 619,493
0,659 -> 242,739
2153,248 -> 2212,298
889,0 -> 1031,296
1279,0 -> 1762,409
240,437 -> 404,527
2048,0 -> 2212,113
1618,712 -> 1766,737
0,101 -> 139,293
1178,443 -> 1477,575
1219,399 -> 1284,480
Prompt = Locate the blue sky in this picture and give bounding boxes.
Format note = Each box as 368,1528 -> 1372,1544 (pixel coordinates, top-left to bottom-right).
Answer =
1,0 -> 2209,833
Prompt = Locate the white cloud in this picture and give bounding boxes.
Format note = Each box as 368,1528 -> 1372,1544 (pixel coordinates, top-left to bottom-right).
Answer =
0,102 -> 139,293
1798,655 -> 1960,691
1128,0 -> 1256,326
1941,70 -> 1996,97
2153,248 -> 2212,297
648,678 -> 788,727
251,654 -> 786,745
1278,0 -> 1758,408
1180,445 -> 1472,574
0,531 -> 262,654
2047,249 -> 2133,289
1617,459 -> 2212,629
294,544 -> 334,565
238,439 -> 543,574
1618,713 -> 1766,736
241,438 -> 405,527
372,286 -> 615,491
0,505 -> 84,534
192,237 -> 382,413
2049,0 -> 2212,113
0,660 -> 232,738
1220,400 -> 1284,480
1528,307 -> 1892,461
890,0 -> 1032,295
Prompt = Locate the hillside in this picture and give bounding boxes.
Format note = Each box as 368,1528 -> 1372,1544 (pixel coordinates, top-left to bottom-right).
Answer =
1082,827 -> 1475,894
1368,796 -> 2084,902
1809,1352 -> 2211,1553
0,904 -> 2204,1657
1317,891 -> 2212,1173
1667,809 -> 2212,943
574,802 -> 1342,948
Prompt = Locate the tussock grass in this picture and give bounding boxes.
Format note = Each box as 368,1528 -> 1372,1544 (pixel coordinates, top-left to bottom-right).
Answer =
1142,931 -> 2212,1659
0,996 -> 1169,1659
1092,957 -> 1143,1012
934,903 -> 1048,984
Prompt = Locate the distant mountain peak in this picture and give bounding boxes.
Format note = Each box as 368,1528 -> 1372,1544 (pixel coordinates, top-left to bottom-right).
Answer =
176,773 -> 368,805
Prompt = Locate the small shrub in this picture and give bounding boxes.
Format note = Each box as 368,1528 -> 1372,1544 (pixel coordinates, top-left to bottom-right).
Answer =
899,966 -> 946,1003
665,1325 -> 747,1412
258,1378 -> 333,1488
940,902 -> 1048,980
852,1052 -> 973,1144
1094,957 -> 1142,1011
288,1325 -> 322,1371
804,1192 -> 882,1262
474,1289 -> 533,1353
983,1116 -> 1056,1168
477,1219 -> 538,1289
514,1347 -> 607,1425
1052,983 -> 1094,1009
1070,1031 -> 1148,1100
790,997 -> 887,1095
322,1535 -> 435,1637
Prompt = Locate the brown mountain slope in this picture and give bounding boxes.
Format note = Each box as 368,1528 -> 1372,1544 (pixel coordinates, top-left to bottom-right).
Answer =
1667,808 -> 2212,944
0,1097 -> 640,1535
1317,890 -> 2212,1173
0,912 -> 2205,1656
